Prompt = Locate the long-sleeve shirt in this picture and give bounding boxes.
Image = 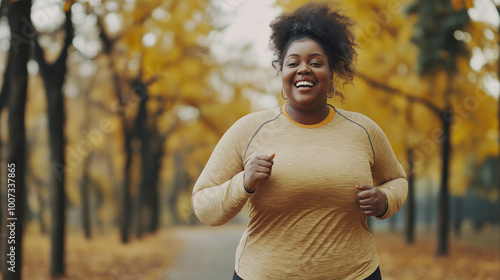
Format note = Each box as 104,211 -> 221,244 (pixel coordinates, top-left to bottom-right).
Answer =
192,105 -> 408,280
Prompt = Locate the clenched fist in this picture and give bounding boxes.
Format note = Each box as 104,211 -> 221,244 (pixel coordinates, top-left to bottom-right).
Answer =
243,153 -> 275,193
355,185 -> 387,217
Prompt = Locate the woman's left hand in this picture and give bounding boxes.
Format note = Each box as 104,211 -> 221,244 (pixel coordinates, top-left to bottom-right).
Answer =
355,185 -> 387,217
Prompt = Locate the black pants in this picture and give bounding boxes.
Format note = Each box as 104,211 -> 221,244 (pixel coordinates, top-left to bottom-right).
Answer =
232,266 -> 382,280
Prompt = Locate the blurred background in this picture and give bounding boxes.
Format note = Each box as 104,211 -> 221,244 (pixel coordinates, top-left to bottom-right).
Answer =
0,0 -> 498,279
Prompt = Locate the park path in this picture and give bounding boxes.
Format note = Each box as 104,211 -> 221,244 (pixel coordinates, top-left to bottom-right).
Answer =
163,224 -> 247,280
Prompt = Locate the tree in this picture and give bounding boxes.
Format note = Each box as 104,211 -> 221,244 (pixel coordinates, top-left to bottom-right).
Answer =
90,0 -> 248,236
93,10 -> 136,243
33,0 -> 75,275
1,1 -> 31,279
406,0 -> 470,256
79,73 -> 98,240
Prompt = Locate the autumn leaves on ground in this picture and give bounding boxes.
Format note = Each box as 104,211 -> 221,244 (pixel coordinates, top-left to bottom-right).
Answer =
18,229 -> 181,280
15,225 -> 500,280
376,226 -> 500,280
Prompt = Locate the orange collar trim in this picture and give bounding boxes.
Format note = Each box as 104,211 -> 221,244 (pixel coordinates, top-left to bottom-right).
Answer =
280,105 -> 336,129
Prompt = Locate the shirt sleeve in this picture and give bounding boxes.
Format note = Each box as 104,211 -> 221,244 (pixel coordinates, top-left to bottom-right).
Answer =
191,117 -> 254,226
368,120 -> 408,220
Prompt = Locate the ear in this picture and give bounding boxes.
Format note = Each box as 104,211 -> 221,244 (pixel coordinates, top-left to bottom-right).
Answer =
330,71 -> 334,82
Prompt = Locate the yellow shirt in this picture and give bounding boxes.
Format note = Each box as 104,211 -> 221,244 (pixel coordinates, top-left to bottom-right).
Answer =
192,105 -> 408,280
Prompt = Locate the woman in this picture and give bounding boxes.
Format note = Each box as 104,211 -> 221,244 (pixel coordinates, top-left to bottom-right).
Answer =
192,2 -> 408,280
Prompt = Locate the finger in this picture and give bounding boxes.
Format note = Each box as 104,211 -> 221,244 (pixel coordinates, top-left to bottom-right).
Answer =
358,196 -> 372,204
256,154 -> 275,161
357,191 -> 372,200
359,199 -> 373,208
257,160 -> 273,168
256,166 -> 272,174
355,185 -> 373,191
363,210 -> 376,216
256,153 -> 276,164
359,204 -> 373,210
255,172 -> 270,181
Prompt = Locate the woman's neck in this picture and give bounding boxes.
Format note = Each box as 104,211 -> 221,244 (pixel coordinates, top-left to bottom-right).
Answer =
285,103 -> 331,125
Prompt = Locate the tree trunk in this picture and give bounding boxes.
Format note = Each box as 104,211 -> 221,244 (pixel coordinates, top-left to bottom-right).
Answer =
97,16 -> 136,243
436,108 -> 452,256
425,185 -> 433,231
120,127 -> 133,243
453,196 -> 462,238
147,138 -> 164,233
133,79 -> 165,236
0,29 -> 9,277
46,86 -> 66,276
99,55 -> 134,244
405,149 -> 416,244
0,39 -> 11,110
169,153 -> 188,225
81,155 -> 92,239
34,6 -> 73,276
104,56 -> 134,244
135,86 -> 149,239
80,82 -> 93,239
0,0 -> 12,271
134,81 -> 171,234
2,1 -> 31,279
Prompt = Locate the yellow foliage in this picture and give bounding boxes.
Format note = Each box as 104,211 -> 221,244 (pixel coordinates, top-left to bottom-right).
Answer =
179,57 -> 203,78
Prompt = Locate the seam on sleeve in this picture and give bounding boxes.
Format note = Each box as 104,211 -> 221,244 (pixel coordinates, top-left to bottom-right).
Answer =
334,108 -> 376,163
241,111 -> 282,167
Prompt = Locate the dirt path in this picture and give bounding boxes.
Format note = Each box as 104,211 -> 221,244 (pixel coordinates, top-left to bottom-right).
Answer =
163,225 -> 246,280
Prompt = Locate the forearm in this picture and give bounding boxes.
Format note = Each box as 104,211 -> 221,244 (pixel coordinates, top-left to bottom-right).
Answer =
375,177 -> 408,220
192,171 -> 251,226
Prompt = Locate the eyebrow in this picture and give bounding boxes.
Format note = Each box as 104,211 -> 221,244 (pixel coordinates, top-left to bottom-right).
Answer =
286,53 -> 324,59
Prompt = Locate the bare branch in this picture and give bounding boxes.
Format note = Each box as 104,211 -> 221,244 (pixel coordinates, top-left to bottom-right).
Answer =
356,72 -> 443,116
33,36 -> 50,75
54,8 -> 74,69
96,14 -> 116,54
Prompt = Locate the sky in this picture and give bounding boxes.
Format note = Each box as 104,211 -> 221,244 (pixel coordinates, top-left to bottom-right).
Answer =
209,0 -> 282,67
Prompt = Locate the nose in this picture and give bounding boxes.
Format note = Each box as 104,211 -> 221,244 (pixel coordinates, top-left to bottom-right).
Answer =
297,62 -> 311,75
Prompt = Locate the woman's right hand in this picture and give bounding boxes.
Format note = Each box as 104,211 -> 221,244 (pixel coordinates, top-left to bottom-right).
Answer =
243,153 -> 275,193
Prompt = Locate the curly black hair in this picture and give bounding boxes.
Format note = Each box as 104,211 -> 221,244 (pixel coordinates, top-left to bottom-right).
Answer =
269,2 -> 358,95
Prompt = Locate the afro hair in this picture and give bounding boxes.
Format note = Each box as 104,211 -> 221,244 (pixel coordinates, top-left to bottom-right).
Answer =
269,2 -> 358,92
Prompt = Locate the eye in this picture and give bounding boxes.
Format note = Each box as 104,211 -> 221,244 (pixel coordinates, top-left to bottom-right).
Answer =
287,62 -> 298,67
310,61 -> 322,67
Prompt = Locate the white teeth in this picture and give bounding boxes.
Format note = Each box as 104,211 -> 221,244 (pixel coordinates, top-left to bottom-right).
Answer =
295,81 -> 315,87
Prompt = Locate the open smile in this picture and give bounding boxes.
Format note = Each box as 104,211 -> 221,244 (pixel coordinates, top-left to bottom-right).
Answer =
294,80 -> 316,88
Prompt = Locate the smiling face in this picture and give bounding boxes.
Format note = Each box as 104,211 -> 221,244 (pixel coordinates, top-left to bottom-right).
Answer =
282,38 -> 333,112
